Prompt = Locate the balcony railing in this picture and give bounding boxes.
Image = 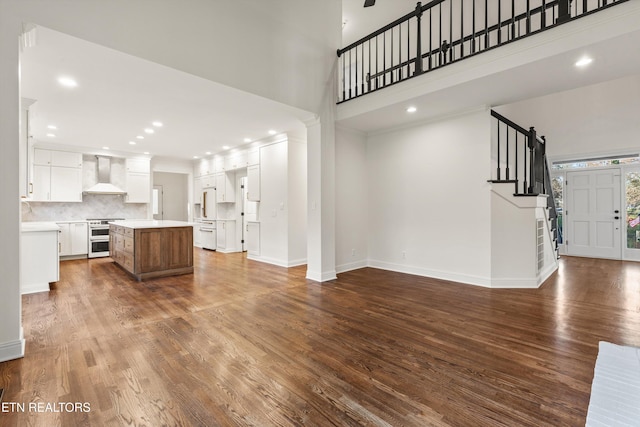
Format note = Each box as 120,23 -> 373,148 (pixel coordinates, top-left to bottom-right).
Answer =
337,0 -> 627,103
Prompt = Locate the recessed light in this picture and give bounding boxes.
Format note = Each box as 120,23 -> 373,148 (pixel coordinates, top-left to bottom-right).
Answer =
406,106 -> 417,113
58,76 -> 78,88
244,138 -> 252,143
222,145 -> 230,150
205,151 -> 212,155
129,141 -> 136,145
102,146 -> 110,150
46,133 -> 56,137
152,121 -> 163,127
144,128 -> 154,134
136,135 -> 144,139
268,130 -> 277,135
47,125 -> 57,130
143,151 -> 150,155
575,57 -> 593,67
193,156 -> 199,159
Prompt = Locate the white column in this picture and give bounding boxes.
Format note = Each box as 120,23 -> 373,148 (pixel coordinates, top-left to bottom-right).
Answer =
0,13 -> 25,362
305,107 -> 337,282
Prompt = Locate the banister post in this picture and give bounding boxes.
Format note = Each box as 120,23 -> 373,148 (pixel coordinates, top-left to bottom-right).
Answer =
557,0 -> 571,24
528,127 -> 536,194
414,2 -> 423,75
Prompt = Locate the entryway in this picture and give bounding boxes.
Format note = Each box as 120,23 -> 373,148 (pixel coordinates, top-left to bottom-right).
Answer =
553,159 -> 640,262
565,168 -> 621,259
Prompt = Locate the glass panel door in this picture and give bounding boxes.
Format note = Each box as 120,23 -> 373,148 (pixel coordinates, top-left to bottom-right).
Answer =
624,167 -> 640,260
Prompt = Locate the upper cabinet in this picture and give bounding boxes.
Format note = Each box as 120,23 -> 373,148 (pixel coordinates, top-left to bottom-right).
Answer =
225,151 -> 248,171
215,171 -> 235,203
197,157 -> 215,177
31,148 -> 83,202
125,158 -> 150,203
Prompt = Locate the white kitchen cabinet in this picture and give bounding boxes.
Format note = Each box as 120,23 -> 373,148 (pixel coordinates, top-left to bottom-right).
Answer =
216,171 -> 235,203
248,147 -> 260,166
126,172 -> 151,203
246,222 -> 260,256
57,222 -> 88,257
126,157 -> 151,173
125,158 -> 150,203
196,157 -> 215,177
31,149 -> 83,202
247,164 -> 260,202
21,222 -> 59,294
51,167 -> 83,201
225,150 -> 247,171
193,223 -> 202,248
201,174 -> 215,189
214,155 -> 225,172
216,220 -> 236,252
194,176 -> 203,204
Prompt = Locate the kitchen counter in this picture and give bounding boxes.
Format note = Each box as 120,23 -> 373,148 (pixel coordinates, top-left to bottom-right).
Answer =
110,221 -> 193,281
21,221 -> 60,232
109,220 -> 193,229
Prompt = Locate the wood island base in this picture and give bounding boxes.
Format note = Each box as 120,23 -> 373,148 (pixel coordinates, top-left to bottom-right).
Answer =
110,221 -> 194,281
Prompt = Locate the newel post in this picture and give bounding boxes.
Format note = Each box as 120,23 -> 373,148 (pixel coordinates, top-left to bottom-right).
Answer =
414,2 -> 423,75
557,0 -> 571,24
528,127 -> 536,194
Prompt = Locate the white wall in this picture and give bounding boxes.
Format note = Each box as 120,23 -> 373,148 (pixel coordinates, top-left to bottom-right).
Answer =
335,126 -> 368,273
153,172 -> 188,221
366,110 -> 493,286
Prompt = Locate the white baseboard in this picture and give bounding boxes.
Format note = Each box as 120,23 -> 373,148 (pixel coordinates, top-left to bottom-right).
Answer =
0,338 -> 25,363
336,260 -> 368,274
21,282 -> 50,295
368,259 -> 492,288
248,255 -> 307,269
306,269 -> 338,282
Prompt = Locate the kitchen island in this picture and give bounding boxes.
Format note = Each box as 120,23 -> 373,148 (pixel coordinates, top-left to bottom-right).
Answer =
109,220 -> 193,281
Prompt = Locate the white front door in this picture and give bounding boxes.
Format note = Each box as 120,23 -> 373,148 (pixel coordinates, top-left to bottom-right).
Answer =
566,168 -> 621,259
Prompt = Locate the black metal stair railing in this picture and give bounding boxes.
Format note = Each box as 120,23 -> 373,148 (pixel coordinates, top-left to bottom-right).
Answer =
337,0 -> 626,103
490,109 -> 560,255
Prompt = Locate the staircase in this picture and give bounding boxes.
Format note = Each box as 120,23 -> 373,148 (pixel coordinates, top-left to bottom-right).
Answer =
489,109 -> 560,259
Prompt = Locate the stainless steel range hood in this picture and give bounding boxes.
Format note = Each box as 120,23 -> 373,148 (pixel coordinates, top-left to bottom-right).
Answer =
84,156 -> 127,195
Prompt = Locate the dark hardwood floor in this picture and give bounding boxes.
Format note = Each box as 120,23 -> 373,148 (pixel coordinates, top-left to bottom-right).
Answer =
1,252 -> 640,426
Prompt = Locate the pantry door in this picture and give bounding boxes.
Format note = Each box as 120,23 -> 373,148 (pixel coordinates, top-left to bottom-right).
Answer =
566,168 -> 621,259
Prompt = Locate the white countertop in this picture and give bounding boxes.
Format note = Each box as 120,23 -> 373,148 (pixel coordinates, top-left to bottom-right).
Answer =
21,222 -> 61,232
110,220 -> 194,229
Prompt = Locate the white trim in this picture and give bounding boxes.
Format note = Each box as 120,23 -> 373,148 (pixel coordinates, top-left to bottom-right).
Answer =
367,259 -> 492,288
336,260 -> 368,274
306,269 -> 337,282
249,255 -> 308,269
0,337 -> 25,363
21,282 -> 50,295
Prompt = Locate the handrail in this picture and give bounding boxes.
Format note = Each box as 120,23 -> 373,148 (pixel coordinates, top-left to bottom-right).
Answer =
337,0 -> 627,103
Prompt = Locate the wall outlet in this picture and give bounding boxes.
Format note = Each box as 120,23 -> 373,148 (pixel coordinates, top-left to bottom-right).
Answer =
402,251 -> 406,259
351,249 -> 356,257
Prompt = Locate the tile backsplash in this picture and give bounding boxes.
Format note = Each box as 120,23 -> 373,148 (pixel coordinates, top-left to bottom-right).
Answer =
22,194 -> 148,222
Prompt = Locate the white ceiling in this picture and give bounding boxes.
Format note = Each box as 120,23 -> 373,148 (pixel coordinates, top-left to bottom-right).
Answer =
20,26 -> 312,160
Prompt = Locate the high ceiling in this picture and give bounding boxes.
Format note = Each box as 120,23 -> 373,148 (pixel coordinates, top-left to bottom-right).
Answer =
20,26 -> 312,160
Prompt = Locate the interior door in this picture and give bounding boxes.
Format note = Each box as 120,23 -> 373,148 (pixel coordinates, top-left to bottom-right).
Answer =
566,168 -> 621,259
153,185 -> 163,220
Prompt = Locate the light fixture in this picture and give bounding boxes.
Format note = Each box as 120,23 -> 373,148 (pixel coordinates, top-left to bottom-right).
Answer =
102,146 -> 110,150
406,106 -> 417,113
58,76 -> 78,88
222,145 -> 230,150
575,56 -> 593,67
205,151 -> 212,155
136,135 -> 144,139
268,130 -> 277,135
144,128 -> 154,134
47,125 -> 57,130
244,138 -> 252,143
193,155 -> 199,159
46,133 -> 56,137
129,141 -> 136,145
143,151 -> 150,155
152,121 -> 163,127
